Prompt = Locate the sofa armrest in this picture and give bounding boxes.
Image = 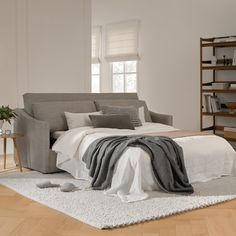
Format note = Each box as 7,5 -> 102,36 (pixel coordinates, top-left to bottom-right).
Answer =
14,109 -> 57,173
149,110 -> 173,126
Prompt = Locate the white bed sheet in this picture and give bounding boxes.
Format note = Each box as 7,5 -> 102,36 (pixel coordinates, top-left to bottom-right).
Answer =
52,123 -> 236,202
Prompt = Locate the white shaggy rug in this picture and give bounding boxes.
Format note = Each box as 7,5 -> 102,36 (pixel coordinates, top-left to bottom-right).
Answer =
1,171 -> 236,229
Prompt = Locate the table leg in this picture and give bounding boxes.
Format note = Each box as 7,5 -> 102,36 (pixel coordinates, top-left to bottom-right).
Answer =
13,145 -> 18,166
3,138 -> 6,169
13,138 -> 22,172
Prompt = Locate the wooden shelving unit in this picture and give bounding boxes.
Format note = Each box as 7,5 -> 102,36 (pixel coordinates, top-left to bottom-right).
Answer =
200,36 -> 236,143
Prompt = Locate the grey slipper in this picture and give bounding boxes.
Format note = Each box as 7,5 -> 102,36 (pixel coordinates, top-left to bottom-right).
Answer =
36,181 -> 60,189
60,182 -> 80,192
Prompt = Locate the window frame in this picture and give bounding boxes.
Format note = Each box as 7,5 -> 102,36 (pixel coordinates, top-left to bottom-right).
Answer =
91,63 -> 101,93
110,60 -> 138,93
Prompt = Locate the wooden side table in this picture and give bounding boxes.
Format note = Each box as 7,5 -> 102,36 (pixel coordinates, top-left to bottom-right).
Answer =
0,133 -> 23,172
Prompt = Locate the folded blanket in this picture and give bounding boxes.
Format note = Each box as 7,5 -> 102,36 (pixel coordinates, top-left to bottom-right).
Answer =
82,135 -> 194,193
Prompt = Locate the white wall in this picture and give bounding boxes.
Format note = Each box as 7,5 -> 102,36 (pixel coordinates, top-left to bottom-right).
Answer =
92,0 -> 236,130
27,0 -> 91,95
0,0 -> 91,154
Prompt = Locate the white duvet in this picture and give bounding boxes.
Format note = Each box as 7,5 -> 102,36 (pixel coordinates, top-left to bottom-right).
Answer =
52,123 -> 236,202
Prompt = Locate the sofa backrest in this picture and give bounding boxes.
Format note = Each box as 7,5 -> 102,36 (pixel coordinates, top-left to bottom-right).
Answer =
23,93 -> 139,115
31,100 -> 97,132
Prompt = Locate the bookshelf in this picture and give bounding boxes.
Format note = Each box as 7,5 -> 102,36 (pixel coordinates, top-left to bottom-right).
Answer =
200,36 -> 236,142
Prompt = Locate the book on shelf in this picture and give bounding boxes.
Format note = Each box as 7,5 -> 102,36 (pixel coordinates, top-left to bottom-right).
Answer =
213,38 -> 227,43
224,127 -> 236,139
204,94 -> 211,112
213,37 -> 236,43
202,85 -> 212,90
224,127 -> 236,132
212,82 -> 229,90
211,96 -> 221,112
226,37 -> 236,42
203,95 -> 221,113
230,84 -> 236,89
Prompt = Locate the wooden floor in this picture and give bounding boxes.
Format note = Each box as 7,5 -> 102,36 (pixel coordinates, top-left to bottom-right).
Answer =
1,157 -> 236,235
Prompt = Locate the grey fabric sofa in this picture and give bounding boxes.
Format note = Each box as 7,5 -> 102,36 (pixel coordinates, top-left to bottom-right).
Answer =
14,93 -> 173,173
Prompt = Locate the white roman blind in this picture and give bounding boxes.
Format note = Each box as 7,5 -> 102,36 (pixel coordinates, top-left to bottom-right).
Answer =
92,26 -> 101,63
105,20 -> 140,62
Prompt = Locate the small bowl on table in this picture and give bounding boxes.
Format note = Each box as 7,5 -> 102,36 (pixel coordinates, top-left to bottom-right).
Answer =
226,102 -> 236,114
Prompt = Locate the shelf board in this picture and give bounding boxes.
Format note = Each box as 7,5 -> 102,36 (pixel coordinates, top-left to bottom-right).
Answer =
202,41 -> 236,48
202,81 -> 236,85
202,89 -> 236,93
202,112 -> 236,117
214,125 -> 225,131
210,81 -> 236,84
201,126 -> 214,131
225,137 -> 236,142
202,59 -> 233,65
202,125 -> 236,131
202,82 -> 213,86
215,134 -> 236,142
201,65 -> 236,70
215,126 -> 236,141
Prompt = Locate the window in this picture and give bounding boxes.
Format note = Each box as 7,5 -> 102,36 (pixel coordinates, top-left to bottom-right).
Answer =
91,26 -> 101,93
112,61 -> 137,92
105,20 -> 139,93
91,64 -> 100,93
92,20 -> 140,93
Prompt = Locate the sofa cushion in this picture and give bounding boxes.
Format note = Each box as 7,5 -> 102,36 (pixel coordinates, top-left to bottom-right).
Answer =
139,106 -> 145,123
95,99 -> 152,122
100,105 -> 142,127
89,114 -> 135,130
32,101 -> 96,132
65,111 -> 102,130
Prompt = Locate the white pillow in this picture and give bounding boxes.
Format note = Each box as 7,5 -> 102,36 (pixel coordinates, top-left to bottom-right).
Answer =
139,106 -> 146,123
65,111 -> 102,129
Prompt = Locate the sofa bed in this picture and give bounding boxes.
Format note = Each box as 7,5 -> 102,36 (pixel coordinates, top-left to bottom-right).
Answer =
14,93 -> 173,173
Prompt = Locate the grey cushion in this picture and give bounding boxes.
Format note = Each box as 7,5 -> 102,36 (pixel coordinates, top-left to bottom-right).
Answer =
139,107 -> 145,123
32,101 -> 96,132
100,105 -> 142,127
95,99 -> 152,122
89,114 -> 135,130
65,111 -> 102,130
